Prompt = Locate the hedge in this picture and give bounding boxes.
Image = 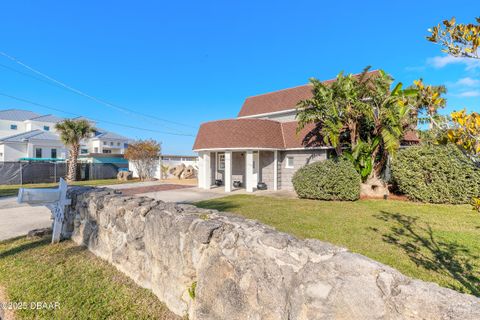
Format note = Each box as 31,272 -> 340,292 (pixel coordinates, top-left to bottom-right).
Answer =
292,159 -> 361,201
391,144 -> 480,204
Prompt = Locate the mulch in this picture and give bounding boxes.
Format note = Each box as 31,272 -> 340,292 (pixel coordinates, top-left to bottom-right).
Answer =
119,184 -> 194,196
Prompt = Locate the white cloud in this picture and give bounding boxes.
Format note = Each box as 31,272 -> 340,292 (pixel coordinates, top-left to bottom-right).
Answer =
455,77 -> 480,87
457,90 -> 480,97
427,55 -> 480,70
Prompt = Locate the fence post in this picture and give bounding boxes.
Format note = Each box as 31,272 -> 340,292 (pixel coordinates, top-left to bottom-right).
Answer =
54,162 -> 57,183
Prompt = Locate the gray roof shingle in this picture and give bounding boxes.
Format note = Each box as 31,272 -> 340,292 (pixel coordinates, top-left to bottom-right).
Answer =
29,114 -> 64,123
0,130 -> 61,143
0,109 -> 41,121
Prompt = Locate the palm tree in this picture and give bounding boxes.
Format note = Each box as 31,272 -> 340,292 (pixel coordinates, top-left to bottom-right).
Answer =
366,71 -> 416,177
55,119 -> 95,181
296,68 -> 371,156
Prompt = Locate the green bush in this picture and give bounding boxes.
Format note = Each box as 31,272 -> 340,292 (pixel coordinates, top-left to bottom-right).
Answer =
391,144 -> 480,204
292,159 -> 361,201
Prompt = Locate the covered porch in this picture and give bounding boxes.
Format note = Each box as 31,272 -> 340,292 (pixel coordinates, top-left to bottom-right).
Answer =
197,150 -> 279,192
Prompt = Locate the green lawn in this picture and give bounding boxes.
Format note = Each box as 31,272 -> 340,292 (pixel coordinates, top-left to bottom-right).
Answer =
197,195 -> 480,296
0,235 -> 180,319
0,178 -> 140,198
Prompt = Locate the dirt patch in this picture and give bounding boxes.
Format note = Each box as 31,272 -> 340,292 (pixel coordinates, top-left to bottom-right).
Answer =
0,286 -> 15,320
120,184 -> 193,196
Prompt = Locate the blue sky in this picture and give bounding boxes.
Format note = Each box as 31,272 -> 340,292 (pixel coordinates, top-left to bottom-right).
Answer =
0,1 -> 479,154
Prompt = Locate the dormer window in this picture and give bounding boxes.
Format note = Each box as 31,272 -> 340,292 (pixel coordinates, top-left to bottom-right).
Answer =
43,125 -> 50,131
10,124 -> 17,130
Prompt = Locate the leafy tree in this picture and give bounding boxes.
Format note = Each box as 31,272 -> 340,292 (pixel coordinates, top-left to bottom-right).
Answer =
296,68 -> 372,156
55,119 -> 95,182
343,137 -> 379,182
447,110 -> 480,162
124,140 -> 161,181
407,80 -> 447,128
427,17 -> 480,59
160,164 -> 170,180
297,69 -> 417,179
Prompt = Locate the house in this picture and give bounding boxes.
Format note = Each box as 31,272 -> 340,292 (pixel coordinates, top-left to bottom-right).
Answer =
0,109 -> 130,162
193,71 -> 419,192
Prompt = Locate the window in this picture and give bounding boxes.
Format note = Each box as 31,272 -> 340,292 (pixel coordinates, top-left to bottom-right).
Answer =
124,143 -> 129,148
43,126 -> 50,131
0,152 -> 3,158
94,147 -> 98,153
81,148 -> 89,154
218,153 -> 225,170
10,124 -> 17,130
35,148 -> 42,158
117,142 -> 120,146
51,149 -> 57,158
110,142 -> 114,146
103,149 -> 112,154
286,156 -> 294,169
103,141 -> 107,145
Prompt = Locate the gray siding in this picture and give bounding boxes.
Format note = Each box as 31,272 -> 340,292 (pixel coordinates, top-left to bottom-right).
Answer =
259,151 -> 274,189
213,151 -> 245,186
278,150 -> 327,190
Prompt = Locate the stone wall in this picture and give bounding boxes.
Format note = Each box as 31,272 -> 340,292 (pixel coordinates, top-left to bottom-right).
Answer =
66,188 -> 480,320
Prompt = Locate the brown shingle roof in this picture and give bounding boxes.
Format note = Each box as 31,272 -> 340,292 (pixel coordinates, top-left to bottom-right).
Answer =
193,119 -> 418,150
237,70 -> 380,117
193,119 -> 285,150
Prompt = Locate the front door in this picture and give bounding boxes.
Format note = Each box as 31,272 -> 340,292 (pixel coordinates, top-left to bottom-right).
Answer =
252,151 -> 259,184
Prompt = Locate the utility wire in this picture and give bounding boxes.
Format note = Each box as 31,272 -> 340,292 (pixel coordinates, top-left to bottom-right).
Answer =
0,92 -> 196,137
0,51 -> 197,129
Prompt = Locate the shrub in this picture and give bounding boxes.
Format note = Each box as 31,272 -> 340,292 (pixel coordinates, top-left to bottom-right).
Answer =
391,144 -> 480,204
292,159 -> 361,201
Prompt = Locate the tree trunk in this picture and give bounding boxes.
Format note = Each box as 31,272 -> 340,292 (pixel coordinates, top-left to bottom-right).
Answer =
66,145 -> 79,182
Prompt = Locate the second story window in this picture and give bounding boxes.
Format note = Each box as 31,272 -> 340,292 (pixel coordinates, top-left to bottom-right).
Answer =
43,126 -> 50,131
110,142 -> 114,146
35,148 -> 42,158
10,124 -> 17,130
51,149 -> 57,158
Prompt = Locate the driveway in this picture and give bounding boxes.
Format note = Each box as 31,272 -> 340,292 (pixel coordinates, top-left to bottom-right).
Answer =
0,197 -> 51,241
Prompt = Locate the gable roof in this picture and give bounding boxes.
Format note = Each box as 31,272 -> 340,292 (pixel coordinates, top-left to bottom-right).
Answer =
0,129 -> 61,143
0,109 -> 41,121
237,70 -> 380,117
94,130 -> 128,140
29,114 -> 64,123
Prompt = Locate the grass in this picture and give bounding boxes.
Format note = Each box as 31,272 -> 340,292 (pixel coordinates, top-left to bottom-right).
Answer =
0,178 -> 141,198
0,235 -> 180,319
196,195 -> 480,296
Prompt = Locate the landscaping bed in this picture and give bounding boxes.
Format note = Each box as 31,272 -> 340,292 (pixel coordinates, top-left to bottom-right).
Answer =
0,235 -> 180,319
197,195 -> 480,296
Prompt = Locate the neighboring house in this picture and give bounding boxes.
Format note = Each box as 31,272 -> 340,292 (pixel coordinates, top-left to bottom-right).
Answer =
0,109 -> 130,162
193,71 -> 419,192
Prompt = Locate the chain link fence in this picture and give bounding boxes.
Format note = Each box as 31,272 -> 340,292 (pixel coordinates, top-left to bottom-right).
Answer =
0,162 -> 128,185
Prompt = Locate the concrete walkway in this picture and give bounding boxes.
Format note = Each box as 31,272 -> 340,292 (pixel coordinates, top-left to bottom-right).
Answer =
0,196 -> 51,241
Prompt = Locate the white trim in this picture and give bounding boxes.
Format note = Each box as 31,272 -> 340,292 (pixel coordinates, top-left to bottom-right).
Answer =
224,151 -> 232,193
273,150 -> 278,191
285,156 -> 294,169
238,108 -> 298,119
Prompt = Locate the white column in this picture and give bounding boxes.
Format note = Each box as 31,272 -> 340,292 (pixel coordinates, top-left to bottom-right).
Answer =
224,151 -> 232,192
199,152 -> 211,189
27,143 -> 34,158
246,150 -> 254,192
273,150 -> 278,191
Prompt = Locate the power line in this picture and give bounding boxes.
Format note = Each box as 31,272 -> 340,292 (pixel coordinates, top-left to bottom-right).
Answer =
0,92 -> 196,137
0,51 -> 197,129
